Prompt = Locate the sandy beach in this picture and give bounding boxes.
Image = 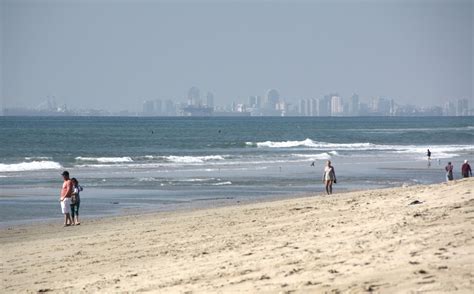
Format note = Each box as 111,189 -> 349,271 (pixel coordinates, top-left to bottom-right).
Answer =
1,178 -> 473,293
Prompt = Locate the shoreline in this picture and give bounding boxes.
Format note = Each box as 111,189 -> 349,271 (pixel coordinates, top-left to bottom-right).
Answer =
0,183 -> 414,229
1,178 -> 473,292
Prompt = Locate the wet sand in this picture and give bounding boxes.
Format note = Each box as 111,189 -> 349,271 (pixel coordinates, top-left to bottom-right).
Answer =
1,178 -> 473,293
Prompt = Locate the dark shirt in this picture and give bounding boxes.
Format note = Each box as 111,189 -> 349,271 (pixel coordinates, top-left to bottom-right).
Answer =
461,163 -> 472,177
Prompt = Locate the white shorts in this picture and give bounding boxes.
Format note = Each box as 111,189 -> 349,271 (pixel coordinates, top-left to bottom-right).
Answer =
61,198 -> 71,214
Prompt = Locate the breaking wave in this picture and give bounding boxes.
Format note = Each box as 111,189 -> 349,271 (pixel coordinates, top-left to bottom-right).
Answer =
0,161 -> 62,172
75,157 -> 133,163
162,155 -> 226,163
246,138 -> 374,149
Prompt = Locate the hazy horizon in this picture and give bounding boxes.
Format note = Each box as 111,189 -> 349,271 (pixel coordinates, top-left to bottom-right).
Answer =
1,0 -> 473,112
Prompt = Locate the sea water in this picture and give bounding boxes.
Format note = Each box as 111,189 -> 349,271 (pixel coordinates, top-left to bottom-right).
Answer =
0,116 -> 472,225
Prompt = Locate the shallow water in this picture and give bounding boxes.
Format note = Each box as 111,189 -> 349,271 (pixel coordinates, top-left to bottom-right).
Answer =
1,116 -> 472,225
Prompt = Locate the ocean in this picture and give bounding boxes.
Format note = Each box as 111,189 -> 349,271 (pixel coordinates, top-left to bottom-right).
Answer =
0,116 -> 473,225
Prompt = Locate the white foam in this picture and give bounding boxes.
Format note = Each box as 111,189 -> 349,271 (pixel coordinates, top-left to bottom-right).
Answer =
181,178 -> 215,182
24,156 -> 52,160
390,145 -> 473,159
292,153 -> 332,160
212,181 -> 232,186
248,139 -> 474,155
137,177 -> 159,182
163,155 -> 225,164
0,161 -> 62,172
75,157 -> 133,163
248,138 -> 374,149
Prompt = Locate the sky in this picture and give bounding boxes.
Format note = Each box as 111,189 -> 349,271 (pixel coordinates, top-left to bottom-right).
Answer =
1,0 -> 473,112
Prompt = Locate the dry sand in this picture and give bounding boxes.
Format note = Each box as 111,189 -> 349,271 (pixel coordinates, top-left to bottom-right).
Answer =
1,178 -> 473,293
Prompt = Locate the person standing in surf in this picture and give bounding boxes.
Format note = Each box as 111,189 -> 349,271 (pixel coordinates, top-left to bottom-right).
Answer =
322,160 -> 337,195
461,160 -> 472,178
445,162 -> 454,181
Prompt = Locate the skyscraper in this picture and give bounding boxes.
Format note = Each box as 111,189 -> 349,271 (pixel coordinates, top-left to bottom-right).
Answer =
348,94 -> 360,116
154,99 -> 162,115
457,99 -> 469,116
299,99 -> 306,116
187,87 -> 200,106
444,101 -> 456,116
206,92 -> 214,108
142,100 -> 155,116
265,89 -> 280,110
319,96 -> 331,116
331,95 -> 343,116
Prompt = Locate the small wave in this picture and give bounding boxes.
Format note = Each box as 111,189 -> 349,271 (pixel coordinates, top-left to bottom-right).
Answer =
137,177 -> 159,182
24,156 -> 52,160
391,145 -> 473,155
75,156 -> 133,163
212,181 -> 232,186
0,161 -> 62,172
163,155 -> 225,164
247,138 -> 374,149
181,178 -> 216,182
292,152 -> 333,160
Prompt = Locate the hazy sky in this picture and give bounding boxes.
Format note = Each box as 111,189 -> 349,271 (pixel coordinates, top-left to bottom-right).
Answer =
1,0 -> 473,111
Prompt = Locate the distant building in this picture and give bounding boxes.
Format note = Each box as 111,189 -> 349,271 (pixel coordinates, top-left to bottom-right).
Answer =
457,99 -> 469,116
164,99 -> 176,116
444,101 -> 456,116
319,96 -> 331,116
265,89 -> 280,110
370,97 -> 391,115
187,87 -> 201,106
331,95 -> 343,116
154,99 -> 162,115
248,96 -> 259,108
206,92 -> 214,108
310,98 -> 319,116
182,105 -> 213,116
142,100 -> 155,116
347,94 -> 360,116
298,99 -> 307,116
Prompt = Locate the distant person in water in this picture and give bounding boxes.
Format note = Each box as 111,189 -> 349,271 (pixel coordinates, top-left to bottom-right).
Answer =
427,149 -> 431,160
445,162 -> 454,181
70,178 -> 83,225
60,171 -> 73,227
322,160 -> 337,195
461,160 -> 472,178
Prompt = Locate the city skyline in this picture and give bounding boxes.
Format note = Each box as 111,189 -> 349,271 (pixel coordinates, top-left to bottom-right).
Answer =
4,86 -> 471,117
1,0 -> 473,112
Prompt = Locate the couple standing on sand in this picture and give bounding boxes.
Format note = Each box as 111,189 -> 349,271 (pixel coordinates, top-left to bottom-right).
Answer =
445,160 -> 472,181
60,171 -> 82,226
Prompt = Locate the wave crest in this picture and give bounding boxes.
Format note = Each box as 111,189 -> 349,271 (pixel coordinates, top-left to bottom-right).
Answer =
0,161 -> 62,172
163,155 -> 225,164
75,157 -> 133,163
247,138 -> 374,149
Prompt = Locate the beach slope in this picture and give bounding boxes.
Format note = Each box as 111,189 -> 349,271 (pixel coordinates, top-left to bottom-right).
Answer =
1,179 -> 473,293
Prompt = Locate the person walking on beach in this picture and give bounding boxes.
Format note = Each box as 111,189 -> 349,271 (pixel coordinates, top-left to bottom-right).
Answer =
427,149 -> 431,160
322,160 -> 337,195
60,171 -> 73,226
445,162 -> 454,181
461,160 -> 472,178
70,178 -> 83,225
